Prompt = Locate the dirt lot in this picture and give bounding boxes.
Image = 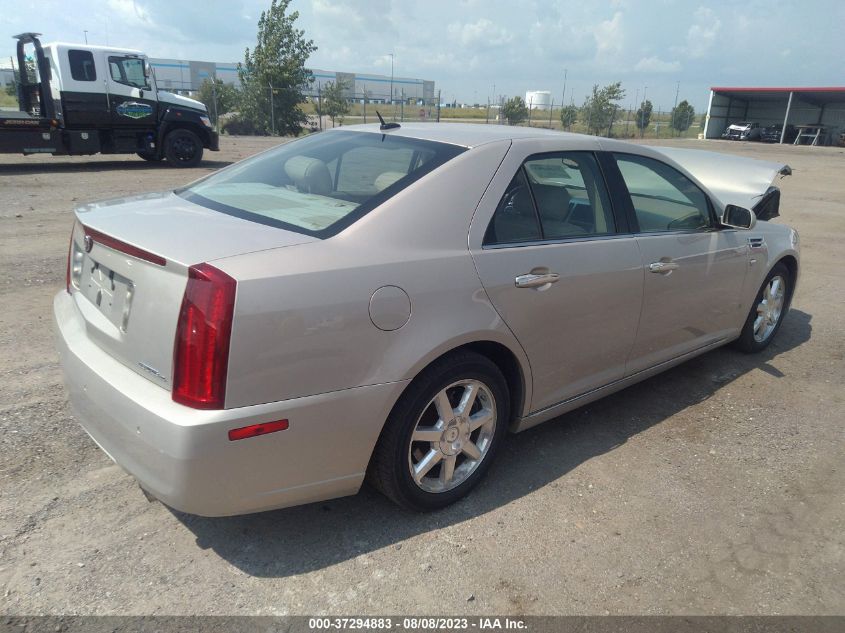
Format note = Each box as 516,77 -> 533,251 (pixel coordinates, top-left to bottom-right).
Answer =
0,135 -> 843,616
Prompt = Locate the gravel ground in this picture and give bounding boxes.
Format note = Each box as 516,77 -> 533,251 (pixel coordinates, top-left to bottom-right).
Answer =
0,135 -> 842,615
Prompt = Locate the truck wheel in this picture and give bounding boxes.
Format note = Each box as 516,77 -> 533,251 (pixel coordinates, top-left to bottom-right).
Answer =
137,151 -> 162,162
164,129 -> 203,167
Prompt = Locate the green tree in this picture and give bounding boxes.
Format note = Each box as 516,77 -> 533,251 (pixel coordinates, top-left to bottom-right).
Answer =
5,62 -> 35,98
559,104 -> 578,129
635,99 -> 653,135
322,79 -> 350,127
237,0 -> 317,135
502,96 -> 528,125
671,100 -> 696,133
581,82 -> 625,135
196,78 -> 241,125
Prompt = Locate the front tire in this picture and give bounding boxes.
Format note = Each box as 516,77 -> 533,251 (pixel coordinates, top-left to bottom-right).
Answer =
734,262 -> 791,353
164,129 -> 203,167
368,351 -> 510,511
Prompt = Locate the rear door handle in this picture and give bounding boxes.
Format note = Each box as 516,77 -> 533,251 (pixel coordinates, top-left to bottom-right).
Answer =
649,261 -> 679,274
515,273 -> 560,288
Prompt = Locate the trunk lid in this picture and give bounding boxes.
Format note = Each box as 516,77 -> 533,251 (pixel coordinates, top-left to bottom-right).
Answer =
651,147 -> 791,211
69,191 -> 316,390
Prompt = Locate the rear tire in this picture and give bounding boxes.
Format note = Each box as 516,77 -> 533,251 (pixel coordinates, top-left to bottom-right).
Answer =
733,262 -> 791,353
164,129 -> 203,167
368,351 -> 510,511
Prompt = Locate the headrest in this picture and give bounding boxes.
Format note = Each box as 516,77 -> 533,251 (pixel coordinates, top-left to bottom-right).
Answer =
284,156 -> 332,195
374,171 -> 406,192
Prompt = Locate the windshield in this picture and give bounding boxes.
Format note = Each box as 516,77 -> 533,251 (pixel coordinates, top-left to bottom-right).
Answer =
179,130 -> 465,237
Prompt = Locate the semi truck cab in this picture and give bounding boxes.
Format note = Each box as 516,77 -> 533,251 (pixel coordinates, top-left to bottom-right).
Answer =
1,33 -> 219,166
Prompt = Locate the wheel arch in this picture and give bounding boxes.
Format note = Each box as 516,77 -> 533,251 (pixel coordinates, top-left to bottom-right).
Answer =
393,337 -> 531,430
774,253 -> 799,307
159,120 -> 212,149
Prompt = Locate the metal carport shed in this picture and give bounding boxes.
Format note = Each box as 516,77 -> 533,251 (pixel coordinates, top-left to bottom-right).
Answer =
704,87 -> 845,144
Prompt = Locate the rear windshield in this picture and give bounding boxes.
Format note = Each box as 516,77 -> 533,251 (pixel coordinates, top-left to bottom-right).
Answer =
179,130 -> 465,238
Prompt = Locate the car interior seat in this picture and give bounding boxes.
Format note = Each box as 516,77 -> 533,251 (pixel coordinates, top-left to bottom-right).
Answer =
284,156 -> 333,195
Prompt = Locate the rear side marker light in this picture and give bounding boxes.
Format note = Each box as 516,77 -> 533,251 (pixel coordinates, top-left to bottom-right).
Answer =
228,420 -> 289,441
82,224 -> 166,266
172,263 -> 237,409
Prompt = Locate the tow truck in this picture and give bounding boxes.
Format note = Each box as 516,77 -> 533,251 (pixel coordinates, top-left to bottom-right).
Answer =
0,33 -> 218,166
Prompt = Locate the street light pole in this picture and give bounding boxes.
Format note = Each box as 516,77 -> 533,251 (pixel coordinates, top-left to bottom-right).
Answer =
561,68 -> 567,128
388,53 -> 394,106
83,30 -> 88,44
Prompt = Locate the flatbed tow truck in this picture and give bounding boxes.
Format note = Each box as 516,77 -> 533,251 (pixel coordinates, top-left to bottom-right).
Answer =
0,33 -> 218,166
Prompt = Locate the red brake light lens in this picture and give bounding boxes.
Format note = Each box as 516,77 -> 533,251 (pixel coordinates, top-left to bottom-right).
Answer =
172,263 -> 237,409
82,224 -> 166,266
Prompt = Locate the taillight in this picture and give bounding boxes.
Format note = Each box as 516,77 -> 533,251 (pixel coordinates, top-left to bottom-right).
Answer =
172,263 -> 237,409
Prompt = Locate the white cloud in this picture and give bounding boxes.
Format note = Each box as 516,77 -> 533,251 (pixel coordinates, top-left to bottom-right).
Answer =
448,18 -> 513,48
685,6 -> 721,58
593,12 -> 624,55
635,56 -> 681,73
106,0 -> 154,26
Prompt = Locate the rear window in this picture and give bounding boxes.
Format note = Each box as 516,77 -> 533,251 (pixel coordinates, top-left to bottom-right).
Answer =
179,131 -> 465,238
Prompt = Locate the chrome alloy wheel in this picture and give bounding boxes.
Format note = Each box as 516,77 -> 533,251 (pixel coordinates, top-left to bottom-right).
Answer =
754,275 -> 786,343
408,379 -> 497,493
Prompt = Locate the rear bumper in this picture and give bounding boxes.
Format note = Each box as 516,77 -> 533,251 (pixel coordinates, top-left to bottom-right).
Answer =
53,291 -> 407,516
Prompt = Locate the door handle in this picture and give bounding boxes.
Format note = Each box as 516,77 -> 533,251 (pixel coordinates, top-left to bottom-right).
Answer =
649,261 -> 679,274
515,272 -> 560,288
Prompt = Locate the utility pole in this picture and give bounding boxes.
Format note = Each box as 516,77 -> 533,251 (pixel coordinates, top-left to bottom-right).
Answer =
671,81 -> 680,136
316,81 -> 321,131
83,30 -> 88,44
549,98 -> 554,128
388,53 -> 394,108
436,89 -> 441,122
561,68 -> 567,122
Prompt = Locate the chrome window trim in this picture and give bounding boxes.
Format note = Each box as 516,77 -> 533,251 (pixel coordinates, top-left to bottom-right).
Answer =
480,232 -> 634,250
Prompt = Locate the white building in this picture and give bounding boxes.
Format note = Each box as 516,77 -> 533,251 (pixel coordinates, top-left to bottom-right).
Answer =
147,59 -> 435,103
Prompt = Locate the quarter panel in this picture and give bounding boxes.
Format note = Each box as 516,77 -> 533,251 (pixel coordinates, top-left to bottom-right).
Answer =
219,140 -> 533,411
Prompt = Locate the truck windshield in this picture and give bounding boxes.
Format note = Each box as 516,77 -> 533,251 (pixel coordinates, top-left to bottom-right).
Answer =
179,130 -> 465,238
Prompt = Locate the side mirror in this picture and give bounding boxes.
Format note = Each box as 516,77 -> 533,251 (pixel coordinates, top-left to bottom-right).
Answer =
721,204 -> 756,230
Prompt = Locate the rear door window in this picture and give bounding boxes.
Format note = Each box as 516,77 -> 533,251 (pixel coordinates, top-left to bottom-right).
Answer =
484,152 -> 615,245
69,50 -> 96,81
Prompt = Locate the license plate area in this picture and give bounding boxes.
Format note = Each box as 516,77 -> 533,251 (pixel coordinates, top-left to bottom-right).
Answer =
79,255 -> 135,332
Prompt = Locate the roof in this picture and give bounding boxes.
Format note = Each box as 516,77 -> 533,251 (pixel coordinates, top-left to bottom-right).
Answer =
711,86 -> 845,103
337,122 -> 580,148
43,42 -> 144,56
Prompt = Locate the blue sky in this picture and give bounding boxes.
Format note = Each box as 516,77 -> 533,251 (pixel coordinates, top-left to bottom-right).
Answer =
2,0 -> 843,110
